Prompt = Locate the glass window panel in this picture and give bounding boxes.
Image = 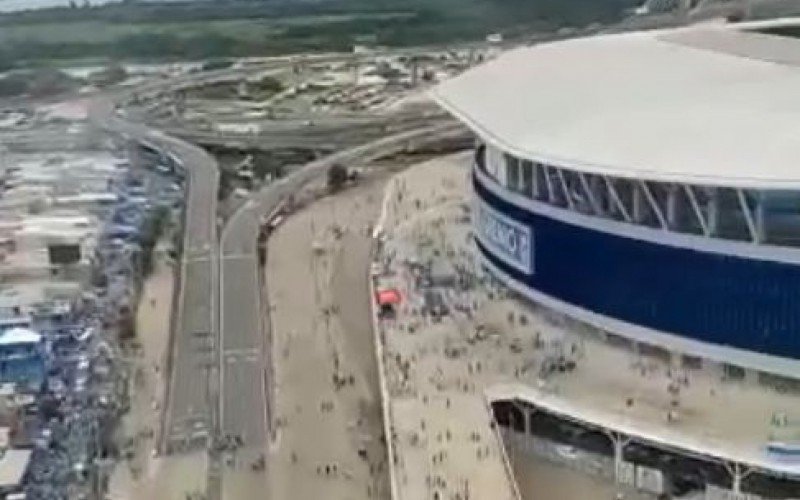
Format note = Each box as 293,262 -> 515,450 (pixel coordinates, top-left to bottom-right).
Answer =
672,185 -> 703,235
761,190 -> 800,247
545,166 -> 567,207
521,160 -> 534,198
505,154 -> 520,192
562,170 -> 592,214
715,187 -> 750,241
534,163 -> 548,201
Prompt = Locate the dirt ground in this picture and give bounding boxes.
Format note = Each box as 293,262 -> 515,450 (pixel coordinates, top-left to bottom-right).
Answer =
265,171 -> 393,500
108,249 -> 208,500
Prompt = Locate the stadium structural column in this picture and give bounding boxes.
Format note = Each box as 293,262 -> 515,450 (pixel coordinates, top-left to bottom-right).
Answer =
639,181 -> 667,229
602,430 -> 631,485
684,184 -> 710,235
578,173 -> 601,215
512,401 -> 532,435
666,185 -> 679,229
736,189 -> 758,243
556,168 -> 576,211
726,462 -> 754,494
632,185 -> 645,223
755,193 -> 766,243
708,187 -> 720,236
589,175 -> 607,215
605,176 -> 632,222
543,166 -> 555,203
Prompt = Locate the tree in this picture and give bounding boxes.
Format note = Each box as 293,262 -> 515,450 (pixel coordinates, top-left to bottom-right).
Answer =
327,164 -> 348,193
218,171 -> 232,199
0,49 -> 11,73
201,59 -> 234,72
251,152 -> 285,181
27,68 -> 79,97
0,75 -> 28,97
88,64 -> 127,87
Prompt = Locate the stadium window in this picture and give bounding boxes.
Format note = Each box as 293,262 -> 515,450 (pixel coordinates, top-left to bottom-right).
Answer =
716,188 -> 751,242
562,170 -> 592,214
521,160 -> 534,198
505,154 -> 521,192
545,165 -> 567,207
759,190 -> 800,247
672,184 -> 704,235
533,163 -> 547,201
612,177 -> 636,221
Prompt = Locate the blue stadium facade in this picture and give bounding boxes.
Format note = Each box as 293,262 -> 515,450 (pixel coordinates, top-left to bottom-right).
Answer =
470,144 -> 800,378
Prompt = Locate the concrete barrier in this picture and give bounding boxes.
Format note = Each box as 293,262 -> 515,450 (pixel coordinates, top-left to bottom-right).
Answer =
483,398 -> 524,500
368,267 -> 401,500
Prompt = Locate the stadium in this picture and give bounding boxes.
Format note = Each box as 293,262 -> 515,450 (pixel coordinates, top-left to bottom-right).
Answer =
433,21 -> 800,499
433,21 -> 800,380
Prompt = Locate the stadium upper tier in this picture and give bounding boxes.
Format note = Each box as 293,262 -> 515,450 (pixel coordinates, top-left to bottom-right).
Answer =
433,24 -> 800,190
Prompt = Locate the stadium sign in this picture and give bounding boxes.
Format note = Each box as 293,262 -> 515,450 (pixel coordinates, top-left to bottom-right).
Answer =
474,198 -> 533,274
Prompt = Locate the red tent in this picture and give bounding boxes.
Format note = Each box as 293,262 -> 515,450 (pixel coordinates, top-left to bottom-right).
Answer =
376,288 -> 402,306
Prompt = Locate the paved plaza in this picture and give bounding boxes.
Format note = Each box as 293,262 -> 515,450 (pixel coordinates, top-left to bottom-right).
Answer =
373,152 -> 800,500
265,172 -> 394,500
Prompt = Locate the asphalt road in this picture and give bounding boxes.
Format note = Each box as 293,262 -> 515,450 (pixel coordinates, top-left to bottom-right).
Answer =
162,113 -> 451,152
82,71 -> 464,500
89,97 -> 221,453
218,121 -> 466,452
89,73 -> 460,460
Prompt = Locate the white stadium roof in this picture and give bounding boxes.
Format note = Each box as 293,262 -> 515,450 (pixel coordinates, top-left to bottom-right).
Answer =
432,22 -> 800,189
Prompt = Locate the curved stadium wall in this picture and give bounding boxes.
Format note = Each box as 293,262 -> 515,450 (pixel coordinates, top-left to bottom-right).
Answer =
471,142 -> 800,378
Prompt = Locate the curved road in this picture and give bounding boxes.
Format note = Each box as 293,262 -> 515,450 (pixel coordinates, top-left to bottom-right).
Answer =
89,97 -> 221,452
162,114 -> 451,152
87,67 -> 465,500
219,122 -> 466,451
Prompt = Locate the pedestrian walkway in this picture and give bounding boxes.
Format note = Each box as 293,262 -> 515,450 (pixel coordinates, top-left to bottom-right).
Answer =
373,152 -> 800,500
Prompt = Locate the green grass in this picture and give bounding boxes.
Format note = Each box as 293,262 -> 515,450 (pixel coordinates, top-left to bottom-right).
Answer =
0,12 -> 415,45
0,0 -> 637,67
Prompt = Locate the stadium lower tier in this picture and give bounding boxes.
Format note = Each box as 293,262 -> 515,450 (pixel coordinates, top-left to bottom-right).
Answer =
472,170 -> 800,373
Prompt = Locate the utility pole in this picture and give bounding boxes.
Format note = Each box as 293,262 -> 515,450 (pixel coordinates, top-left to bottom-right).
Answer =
205,355 -> 222,500
352,58 -> 360,87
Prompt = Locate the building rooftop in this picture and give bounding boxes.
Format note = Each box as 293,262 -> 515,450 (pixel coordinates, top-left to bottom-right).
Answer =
0,328 -> 41,346
0,282 -> 81,311
432,21 -> 800,189
0,449 -> 31,488
488,381 -> 800,478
